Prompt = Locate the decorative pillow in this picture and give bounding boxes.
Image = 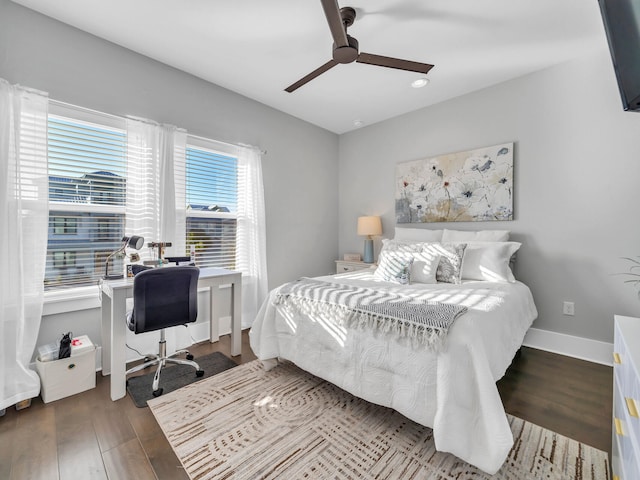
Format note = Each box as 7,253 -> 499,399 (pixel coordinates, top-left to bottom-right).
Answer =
422,243 -> 467,284
442,229 -> 510,242
394,227 -> 443,243
410,251 -> 441,284
379,239 -> 440,284
461,242 -> 521,282
374,251 -> 414,284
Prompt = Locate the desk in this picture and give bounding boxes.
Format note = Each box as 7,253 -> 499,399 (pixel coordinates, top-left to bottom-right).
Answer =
100,267 -> 242,401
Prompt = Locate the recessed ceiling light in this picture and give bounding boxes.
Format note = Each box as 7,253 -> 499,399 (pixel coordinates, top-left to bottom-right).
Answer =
411,78 -> 429,88
353,119 -> 364,127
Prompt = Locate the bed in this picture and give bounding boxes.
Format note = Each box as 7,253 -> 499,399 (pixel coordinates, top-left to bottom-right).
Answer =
249,231 -> 538,474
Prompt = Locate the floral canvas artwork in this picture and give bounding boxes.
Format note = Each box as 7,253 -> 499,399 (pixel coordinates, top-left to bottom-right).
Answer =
396,143 -> 513,223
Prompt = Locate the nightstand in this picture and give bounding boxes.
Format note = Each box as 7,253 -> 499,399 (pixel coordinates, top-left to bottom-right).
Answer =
335,260 -> 375,274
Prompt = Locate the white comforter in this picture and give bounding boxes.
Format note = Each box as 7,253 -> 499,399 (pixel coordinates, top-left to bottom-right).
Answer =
249,270 -> 538,474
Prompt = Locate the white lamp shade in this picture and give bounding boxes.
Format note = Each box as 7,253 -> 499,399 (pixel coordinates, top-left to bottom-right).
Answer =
357,216 -> 382,237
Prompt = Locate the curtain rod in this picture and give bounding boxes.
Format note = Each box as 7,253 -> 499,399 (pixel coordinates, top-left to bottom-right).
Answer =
49,99 -> 266,155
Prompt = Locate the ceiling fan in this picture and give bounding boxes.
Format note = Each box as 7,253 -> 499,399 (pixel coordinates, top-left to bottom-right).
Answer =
285,0 -> 435,93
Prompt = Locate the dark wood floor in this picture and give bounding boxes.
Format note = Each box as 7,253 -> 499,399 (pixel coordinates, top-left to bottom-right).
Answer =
497,347 -> 612,454
0,334 -> 612,479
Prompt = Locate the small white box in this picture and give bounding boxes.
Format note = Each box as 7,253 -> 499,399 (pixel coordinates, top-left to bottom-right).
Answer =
344,253 -> 361,262
37,342 -> 59,362
71,335 -> 94,356
36,347 -> 96,403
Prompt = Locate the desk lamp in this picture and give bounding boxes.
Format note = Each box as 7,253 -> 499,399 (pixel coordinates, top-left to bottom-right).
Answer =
357,216 -> 382,263
104,235 -> 144,280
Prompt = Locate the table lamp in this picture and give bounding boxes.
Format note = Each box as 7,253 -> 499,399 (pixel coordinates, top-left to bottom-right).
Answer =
104,235 -> 145,280
357,216 -> 382,263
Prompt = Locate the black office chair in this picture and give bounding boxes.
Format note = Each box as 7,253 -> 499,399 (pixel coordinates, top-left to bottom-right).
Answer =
125,266 -> 204,397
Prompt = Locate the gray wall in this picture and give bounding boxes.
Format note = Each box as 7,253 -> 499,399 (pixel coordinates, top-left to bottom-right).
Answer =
339,47 -> 640,344
3,0 -> 638,350
0,0 -> 339,349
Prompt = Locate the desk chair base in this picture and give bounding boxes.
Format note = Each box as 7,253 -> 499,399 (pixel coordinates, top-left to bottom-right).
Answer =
126,330 -> 204,397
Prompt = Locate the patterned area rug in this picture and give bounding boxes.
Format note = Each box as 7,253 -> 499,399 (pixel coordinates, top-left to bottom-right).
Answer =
148,360 -> 609,480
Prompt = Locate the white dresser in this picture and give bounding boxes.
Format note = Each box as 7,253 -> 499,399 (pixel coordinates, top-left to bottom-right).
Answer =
613,315 -> 640,479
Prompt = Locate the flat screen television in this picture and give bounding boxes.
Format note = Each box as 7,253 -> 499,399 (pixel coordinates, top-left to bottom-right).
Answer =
598,0 -> 640,111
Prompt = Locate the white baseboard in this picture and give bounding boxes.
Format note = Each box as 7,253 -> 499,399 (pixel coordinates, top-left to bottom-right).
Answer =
523,327 -> 613,366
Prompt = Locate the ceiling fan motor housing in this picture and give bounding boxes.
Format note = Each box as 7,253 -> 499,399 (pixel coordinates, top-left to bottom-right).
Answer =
333,35 -> 359,64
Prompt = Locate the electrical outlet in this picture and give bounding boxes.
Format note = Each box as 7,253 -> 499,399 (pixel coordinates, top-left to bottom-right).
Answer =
563,301 -> 575,316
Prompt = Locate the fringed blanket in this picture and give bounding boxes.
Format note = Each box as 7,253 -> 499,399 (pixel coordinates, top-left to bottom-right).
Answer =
275,278 -> 467,349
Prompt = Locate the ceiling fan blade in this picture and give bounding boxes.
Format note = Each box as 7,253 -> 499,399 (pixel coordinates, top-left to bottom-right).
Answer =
284,59 -> 339,92
320,0 -> 349,47
357,52 -> 434,74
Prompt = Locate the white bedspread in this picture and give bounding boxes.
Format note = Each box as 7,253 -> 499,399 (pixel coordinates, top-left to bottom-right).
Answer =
249,270 -> 538,474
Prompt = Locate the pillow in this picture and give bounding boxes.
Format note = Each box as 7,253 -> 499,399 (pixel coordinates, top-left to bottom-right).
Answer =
410,251 -> 441,284
379,239 -> 440,284
461,242 -> 521,282
442,229 -> 510,242
421,243 -> 467,284
394,227 -> 443,243
374,251 -> 414,284
379,238 -> 423,253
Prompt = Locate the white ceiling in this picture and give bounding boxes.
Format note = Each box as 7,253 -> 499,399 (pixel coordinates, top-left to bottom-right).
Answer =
13,0 -> 606,134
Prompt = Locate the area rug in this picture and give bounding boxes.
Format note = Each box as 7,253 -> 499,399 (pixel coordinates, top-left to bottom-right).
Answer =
127,351 -> 237,407
148,360 -> 610,479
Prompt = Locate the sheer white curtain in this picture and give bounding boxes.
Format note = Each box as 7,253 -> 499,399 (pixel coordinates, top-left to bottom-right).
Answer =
235,145 -> 268,328
125,118 -> 187,259
125,118 -> 189,358
162,128 -> 187,259
0,80 -> 49,410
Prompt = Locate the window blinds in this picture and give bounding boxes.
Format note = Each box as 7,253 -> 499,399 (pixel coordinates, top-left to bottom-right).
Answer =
44,110 -> 240,290
46,116 -> 127,289
184,146 -> 238,269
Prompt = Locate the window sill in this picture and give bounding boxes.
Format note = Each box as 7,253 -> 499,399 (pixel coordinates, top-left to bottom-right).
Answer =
43,286 -> 101,316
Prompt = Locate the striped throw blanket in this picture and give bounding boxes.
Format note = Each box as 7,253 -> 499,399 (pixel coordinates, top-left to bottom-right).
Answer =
275,278 -> 467,349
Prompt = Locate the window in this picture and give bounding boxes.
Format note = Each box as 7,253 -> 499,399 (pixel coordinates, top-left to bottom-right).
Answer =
44,106 -> 240,292
96,216 -> 121,241
52,216 -> 77,235
185,145 -> 238,269
45,114 -> 126,290
53,251 -> 76,268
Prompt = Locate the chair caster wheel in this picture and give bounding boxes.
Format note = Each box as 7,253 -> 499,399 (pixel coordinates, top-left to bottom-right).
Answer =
186,353 -> 194,361
152,388 -> 163,397
196,370 -> 204,377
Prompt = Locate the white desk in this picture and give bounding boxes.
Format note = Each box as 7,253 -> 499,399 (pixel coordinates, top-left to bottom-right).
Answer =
100,267 -> 242,401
